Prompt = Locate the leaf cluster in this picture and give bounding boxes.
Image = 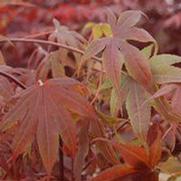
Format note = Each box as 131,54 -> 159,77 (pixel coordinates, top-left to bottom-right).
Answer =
0,8 -> 180,181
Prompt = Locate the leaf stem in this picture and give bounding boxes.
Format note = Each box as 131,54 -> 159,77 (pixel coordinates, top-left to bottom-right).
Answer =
0,37 -> 130,76
0,70 -> 27,89
0,37 -> 102,63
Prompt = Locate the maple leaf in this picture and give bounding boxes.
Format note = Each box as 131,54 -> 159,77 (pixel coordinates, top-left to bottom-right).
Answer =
127,128 -> 162,169
91,127 -> 162,181
90,117 -> 120,166
36,50 -> 65,81
90,165 -> 137,181
49,19 -> 87,72
126,78 -> 151,144
148,83 -> 181,123
164,12 -> 181,29
107,74 -> 130,116
73,119 -> 89,181
83,22 -> 112,40
0,77 -> 96,175
150,54 -> 181,84
164,124 -> 177,151
141,49 -> 181,123
0,50 -> 5,65
100,75 -> 151,142
49,19 -> 86,49
159,156 -> 181,175
149,125 -> 162,168
113,143 -> 150,169
84,10 -> 156,93
0,76 -> 14,108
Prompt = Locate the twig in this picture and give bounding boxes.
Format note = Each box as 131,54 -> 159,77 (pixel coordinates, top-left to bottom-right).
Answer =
0,38 -> 102,63
0,37 -> 130,77
90,65 -> 103,105
82,156 -> 96,172
0,71 -> 26,89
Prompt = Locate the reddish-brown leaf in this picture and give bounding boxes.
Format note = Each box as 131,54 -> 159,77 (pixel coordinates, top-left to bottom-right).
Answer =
0,77 -> 96,175
149,126 -> 162,168
74,120 -> 90,181
102,39 -> 124,92
113,142 -> 150,168
36,50 -> 65,81
0,76 -> 14,106
49,19 -> 86,49
120,170 -> 159,181
90,164 -> 137,181
90,119 -> 119,165
0,51 -> 5,65
121,42 -> 153,91
84,10 -> 155,92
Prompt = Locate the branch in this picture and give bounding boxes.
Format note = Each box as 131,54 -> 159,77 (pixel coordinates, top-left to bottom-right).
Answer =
0,38 -> 102,63
0,71 -> 27,89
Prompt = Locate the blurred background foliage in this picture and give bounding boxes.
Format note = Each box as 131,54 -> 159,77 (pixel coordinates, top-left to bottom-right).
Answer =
0,0 -> 181,65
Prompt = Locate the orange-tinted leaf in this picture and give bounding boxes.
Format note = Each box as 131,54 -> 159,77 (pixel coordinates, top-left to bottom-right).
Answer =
121,170 -> 159,181
90,119 -> 119,165
113,142 -> 150,168
0,51 -> 5,65
90,164 -> 137,181
149,126 -> 162,168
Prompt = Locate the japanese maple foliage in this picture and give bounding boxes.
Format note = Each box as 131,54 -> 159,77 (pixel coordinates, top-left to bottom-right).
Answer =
0,2 -> 181,181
